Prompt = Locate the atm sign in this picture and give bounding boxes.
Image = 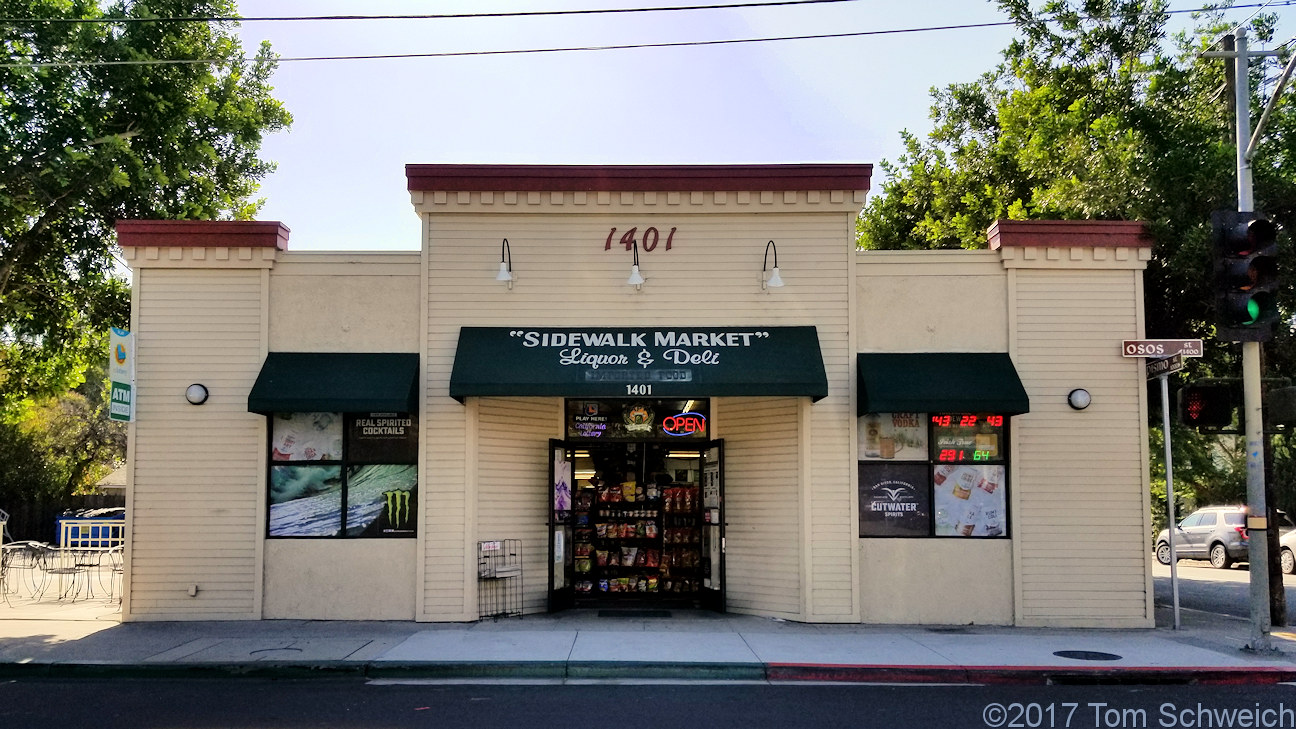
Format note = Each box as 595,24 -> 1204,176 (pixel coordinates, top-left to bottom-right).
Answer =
663,412 -> 707,437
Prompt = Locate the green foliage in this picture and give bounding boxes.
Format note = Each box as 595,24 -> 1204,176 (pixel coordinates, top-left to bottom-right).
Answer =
0,0 -> 291,418
858,0 -> 1296,522
0,364 -> 126,504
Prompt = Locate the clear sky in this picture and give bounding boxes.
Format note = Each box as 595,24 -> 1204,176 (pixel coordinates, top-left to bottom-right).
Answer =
231,1 -> 1292,251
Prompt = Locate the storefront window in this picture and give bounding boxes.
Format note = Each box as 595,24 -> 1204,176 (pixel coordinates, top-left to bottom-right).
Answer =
268,412 -> 417,538
565,399 -> 709,441
858,413 -> 1008,538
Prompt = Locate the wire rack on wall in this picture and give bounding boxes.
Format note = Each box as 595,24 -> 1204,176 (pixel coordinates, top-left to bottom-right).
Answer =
477,539 -> 522,619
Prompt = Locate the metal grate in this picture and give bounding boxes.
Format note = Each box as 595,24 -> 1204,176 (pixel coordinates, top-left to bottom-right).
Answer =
477,539 -> 522,619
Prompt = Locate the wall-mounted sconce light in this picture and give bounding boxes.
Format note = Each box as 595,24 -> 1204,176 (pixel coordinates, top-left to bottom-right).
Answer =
495,238 -> 514,289
627,239 -> 645,289
762,240 -> 785,290
1067,388 -> 1092,410
185,383 -> 209,405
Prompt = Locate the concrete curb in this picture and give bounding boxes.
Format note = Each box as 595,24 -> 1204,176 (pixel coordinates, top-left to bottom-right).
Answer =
3,660 -> 1295,685
765,663 -> 1296,686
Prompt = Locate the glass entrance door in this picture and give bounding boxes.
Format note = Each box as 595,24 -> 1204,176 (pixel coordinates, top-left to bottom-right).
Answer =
548,439 -> 724,611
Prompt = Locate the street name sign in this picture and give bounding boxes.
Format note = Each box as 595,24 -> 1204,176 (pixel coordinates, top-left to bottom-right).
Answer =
1121,339 -> 1203,358
1146,353 -> 1185,379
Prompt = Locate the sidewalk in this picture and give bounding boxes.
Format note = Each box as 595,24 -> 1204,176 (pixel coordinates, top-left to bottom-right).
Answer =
3,596 -> 1296,684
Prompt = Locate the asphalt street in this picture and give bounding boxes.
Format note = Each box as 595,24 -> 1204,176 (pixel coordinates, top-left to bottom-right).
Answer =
1153,560 -> 1296,624
4,680 -> 1296,729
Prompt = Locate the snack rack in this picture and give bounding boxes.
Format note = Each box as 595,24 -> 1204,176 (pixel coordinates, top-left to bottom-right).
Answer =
477,539 -> 522,618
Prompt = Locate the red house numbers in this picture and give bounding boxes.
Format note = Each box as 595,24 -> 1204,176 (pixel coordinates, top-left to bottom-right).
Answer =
605,227 -> 677,252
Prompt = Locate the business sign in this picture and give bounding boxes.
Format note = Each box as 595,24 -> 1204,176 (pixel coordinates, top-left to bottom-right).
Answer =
108,327 -> 134,422
451,326 -> 828,401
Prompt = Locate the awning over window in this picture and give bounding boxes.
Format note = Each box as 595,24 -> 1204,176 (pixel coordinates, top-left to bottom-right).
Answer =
248,352 -> 419,414
856,352 -> 1030,416
449,326 -> 828,402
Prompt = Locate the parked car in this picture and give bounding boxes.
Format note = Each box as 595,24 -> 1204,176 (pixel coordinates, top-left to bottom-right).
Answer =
1280,528 -> 1296,574
1156,505 -> 1250,569
1156,506 -> 1295,570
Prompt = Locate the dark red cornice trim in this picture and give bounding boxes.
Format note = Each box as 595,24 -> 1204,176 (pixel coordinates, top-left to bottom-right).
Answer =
115,220 -> 291,249
405,164 -> 872,193
987,220 -> 1151,249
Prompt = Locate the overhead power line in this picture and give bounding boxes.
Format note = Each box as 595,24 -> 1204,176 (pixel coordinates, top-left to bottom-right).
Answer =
1,19 -> 1018,68
2,0 -> 855,24
2,1 -> 1292,69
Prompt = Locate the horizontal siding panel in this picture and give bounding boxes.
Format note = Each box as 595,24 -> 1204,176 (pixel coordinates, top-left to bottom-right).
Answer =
128,268 -> 264,621
723,398 -> 803,617
1013,268 -> 1150,626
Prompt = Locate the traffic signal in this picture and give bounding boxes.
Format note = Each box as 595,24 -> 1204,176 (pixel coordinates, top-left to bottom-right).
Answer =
1212,209 -> 1280,341
1178,383 -> 1236,428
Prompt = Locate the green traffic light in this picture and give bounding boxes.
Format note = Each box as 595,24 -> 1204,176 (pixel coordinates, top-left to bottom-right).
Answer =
1246,298 -> 1260,325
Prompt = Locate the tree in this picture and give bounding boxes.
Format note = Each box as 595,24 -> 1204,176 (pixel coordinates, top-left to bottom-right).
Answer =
857,0 -> 1296,513
0,364 -> 126,502
858,0 -> 1292,340
0,0 -> 291,417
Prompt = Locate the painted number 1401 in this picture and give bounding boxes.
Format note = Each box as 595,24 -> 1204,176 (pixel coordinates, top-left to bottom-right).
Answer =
626,384 -> 652,395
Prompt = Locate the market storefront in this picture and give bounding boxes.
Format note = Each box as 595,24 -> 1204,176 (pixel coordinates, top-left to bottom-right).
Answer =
446,324 -> 828,612
116,166 -> 1156,628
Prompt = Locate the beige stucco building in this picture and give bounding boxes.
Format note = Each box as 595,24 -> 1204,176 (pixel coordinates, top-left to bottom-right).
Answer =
116,164 -> 1154,627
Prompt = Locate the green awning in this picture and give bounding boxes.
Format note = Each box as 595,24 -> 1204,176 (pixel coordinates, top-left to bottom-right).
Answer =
449,326 -> 828,402
856,352 -> 1030,415
248,352 -> 419,414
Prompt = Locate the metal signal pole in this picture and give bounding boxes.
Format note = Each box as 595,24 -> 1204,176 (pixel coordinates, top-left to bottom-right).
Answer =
1209,27 -> 1272,651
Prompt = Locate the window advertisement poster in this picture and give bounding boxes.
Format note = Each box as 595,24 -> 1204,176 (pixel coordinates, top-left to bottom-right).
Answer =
859,413 -> 928,461
933,464 -> 1007,537
269,465 -> 343,536
345,464 -> 417,537
553,448 -> 572,512
346,413 -> 417,464
272,412 -> 343,461
858,463 -> 931,537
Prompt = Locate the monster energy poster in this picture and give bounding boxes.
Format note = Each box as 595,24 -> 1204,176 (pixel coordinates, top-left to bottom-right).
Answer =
346,413 -> 417,464
347,464 -> 417,537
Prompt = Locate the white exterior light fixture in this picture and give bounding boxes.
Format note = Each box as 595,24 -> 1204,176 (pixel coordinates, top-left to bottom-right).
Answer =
185,383 -> 209,405
762,240 -> 785,290
1067,388 -> 1092,410
495,238 -> 514,289
627,239 -> 645,289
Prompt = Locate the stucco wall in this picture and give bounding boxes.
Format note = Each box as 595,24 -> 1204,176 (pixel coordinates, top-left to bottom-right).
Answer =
263,540 -> 416,619
261,254 -> 421,619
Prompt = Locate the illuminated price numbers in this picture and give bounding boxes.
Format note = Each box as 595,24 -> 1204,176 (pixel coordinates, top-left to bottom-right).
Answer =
973,450 -> 992,461
959,415 -> 978,427
938,449 -> 961,462
986,415 -> 1003,427
931,415 -> 952,427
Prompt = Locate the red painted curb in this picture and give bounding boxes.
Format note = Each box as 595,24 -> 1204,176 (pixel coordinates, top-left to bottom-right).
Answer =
765,663 -> 1296,685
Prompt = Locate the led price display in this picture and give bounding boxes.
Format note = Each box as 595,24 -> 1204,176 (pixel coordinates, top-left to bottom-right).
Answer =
930,413 -> 1005,463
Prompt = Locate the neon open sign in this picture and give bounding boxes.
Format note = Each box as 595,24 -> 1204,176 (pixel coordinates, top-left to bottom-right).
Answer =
662,412 -> 707,437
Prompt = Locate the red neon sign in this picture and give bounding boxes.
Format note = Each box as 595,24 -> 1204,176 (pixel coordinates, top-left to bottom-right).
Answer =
662,412 -> 706,437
